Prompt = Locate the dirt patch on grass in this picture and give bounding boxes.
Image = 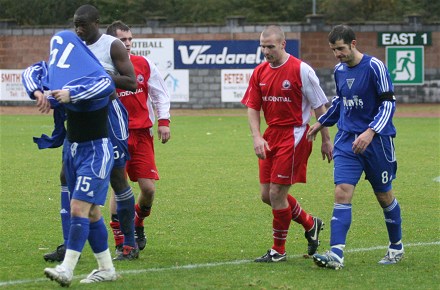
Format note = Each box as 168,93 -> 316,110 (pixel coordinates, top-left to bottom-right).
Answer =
1,103 -> 438,118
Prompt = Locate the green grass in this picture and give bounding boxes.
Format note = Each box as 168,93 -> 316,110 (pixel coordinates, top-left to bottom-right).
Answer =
0,113 -> 439,289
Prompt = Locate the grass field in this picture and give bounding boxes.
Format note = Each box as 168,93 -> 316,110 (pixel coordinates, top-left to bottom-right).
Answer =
0,109 -> 439,289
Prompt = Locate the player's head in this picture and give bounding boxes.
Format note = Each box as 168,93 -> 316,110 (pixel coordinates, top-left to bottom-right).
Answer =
106,20 -> 133,54
328,25 -> 358,65
328,24 -> 356,45
260,25 -> 287,66
73,4 -> 100,44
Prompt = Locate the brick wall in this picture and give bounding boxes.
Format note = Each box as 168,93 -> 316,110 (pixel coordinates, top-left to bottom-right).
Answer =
1,18 -> 439,107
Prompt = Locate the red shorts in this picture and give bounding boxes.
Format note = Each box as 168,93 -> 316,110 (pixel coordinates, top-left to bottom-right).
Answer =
259,124 -> 312,185
126,128 -> 159,182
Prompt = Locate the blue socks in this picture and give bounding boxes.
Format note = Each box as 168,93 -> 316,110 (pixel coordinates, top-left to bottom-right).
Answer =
60,185 -> 71,245
88,217 -> 109,253
330,203 -> 352,259
328,199 -> 403,259
67,216 -> 89,252
115,187 -> 136,247
383,198 -> 403,250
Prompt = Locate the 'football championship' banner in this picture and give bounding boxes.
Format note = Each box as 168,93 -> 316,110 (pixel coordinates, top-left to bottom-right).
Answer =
131,38 -> 174,71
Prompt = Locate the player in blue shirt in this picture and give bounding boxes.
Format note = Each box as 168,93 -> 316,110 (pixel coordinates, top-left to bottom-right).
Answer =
307,25 -> 403,269
40,4 -> 139,264
22,30 -> 118,286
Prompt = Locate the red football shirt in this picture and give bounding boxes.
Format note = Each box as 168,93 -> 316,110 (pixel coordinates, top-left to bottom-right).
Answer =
117,54 -> 170,129
241,55 -> 328,127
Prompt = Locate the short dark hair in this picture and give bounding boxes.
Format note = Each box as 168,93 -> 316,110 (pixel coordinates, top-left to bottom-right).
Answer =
74,4 -> 100,22
328,25 -> 356,45
106,20 -> 130,36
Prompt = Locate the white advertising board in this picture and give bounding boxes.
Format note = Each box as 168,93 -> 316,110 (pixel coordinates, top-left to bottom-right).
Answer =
0,69 -> 29,101
131,38 -> 174,71
221,69 -> 253,102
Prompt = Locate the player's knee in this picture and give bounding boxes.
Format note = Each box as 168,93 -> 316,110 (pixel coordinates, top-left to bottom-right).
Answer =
110,167 -> 129,192
375,190 -> 394,207
139,178 -> 155,197
334,184 -> 354,203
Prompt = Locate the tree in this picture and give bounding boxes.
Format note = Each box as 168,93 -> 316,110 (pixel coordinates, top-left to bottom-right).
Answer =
0,0 -> 438,26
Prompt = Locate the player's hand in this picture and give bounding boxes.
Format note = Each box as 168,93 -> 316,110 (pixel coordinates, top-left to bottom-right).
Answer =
307,122 -> 322,141
158,126 -> 170,144
352,128 -> 375,154
52,89 -> 71,104
33,90 -> 51,114
253,136 -> 270,160
321,139 -> 333,163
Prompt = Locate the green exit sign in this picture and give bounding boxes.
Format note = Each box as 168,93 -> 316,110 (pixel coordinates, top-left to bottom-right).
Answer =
378,32 -> 431,46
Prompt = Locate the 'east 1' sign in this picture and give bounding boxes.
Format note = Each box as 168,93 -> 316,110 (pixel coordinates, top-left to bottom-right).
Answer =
378,32 -> 431,46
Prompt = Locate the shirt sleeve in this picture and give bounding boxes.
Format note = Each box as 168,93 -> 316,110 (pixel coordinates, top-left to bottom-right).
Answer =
145,57 -> 171,123
318,95 -> 341,127
369,100 -> 396,133
21,61 -> 48,99
241,68 -> 262,111
300,62 -> 329,109
64,75 -> 115,103
368,57 -> 396,134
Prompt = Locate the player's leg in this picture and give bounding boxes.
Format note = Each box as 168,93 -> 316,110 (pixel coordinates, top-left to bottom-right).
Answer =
127,128 -> 160,251
45,139 -> 116,285
286,125 -> 324,255
82,205 -> 117,283
108,100 -> 137,260
81,140 -> 117,282
134,178 -> 155,250
376,189 -> 404,264
255,183 -> 291,262
109,192 -> 124,255
44,163 -> 70,262
364,136 -> 403,264
110,166 -> 137,260
313,132 -> 361,269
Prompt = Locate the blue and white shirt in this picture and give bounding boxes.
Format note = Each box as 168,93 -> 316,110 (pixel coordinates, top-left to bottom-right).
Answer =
22,30 -> 115,112
318,54 -> 396,137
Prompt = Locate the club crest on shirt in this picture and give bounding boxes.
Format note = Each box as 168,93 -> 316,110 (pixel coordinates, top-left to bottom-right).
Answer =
137,74 -> 144,83
282,80 -> 291,89
346,78 -> 355,89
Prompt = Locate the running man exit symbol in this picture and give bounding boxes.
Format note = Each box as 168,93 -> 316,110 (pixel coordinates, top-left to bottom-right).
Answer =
386,46 -> 424,85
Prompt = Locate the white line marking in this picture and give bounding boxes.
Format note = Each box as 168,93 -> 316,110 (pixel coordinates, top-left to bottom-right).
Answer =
433,176 -> 440,182
1,241 -> 439,287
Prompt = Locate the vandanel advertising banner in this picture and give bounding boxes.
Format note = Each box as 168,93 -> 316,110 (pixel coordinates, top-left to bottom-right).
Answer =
174,40 -> 299,69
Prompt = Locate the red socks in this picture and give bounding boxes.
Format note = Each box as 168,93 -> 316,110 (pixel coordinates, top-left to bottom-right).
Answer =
287,194 -> 314,231
272,207 -> 292,254
134,204 -> 151,227
110,221 -> 123,246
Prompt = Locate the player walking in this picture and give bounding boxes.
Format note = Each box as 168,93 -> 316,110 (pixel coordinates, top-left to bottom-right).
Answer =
307,24 -> 403,270
105,20 -> 171,258
242,25 -> 332,262
23,30 -> 117,286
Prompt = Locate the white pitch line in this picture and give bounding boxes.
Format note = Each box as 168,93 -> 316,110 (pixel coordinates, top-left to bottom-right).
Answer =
1,241 -> 439,287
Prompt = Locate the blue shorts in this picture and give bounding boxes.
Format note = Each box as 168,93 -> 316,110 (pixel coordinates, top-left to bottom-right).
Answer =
108,98 -> 130,168
63,138 -> 114,205
333,130 -> 397,192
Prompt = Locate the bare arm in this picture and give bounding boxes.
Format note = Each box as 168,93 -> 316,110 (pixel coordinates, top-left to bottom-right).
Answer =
313,104 -> 333,163
352,128 -> 375,154
247,108 -> 270,160
33,90 -> 51,114
110,40 -> 137,91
